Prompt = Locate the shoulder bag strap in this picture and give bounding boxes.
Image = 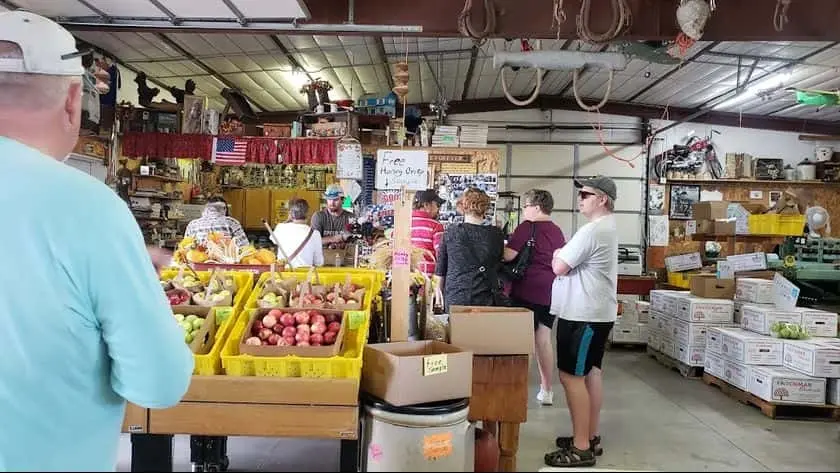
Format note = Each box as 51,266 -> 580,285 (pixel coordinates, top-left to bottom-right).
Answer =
286,227 -> 315,262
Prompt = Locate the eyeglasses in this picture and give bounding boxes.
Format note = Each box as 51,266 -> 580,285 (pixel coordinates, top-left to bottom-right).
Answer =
578,190 -> 597,200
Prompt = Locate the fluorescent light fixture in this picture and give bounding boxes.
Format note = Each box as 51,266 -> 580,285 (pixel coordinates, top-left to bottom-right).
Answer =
712,70 -> 794,110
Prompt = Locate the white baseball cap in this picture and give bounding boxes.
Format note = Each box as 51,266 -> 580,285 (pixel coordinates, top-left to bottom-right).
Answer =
0,10 -> 84,76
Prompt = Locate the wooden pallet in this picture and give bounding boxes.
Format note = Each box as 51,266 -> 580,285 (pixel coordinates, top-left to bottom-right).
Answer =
702,373 -> 840,421
646,346 -> 704,378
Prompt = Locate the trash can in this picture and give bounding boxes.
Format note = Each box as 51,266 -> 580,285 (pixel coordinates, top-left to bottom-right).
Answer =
360,394 -> 474,472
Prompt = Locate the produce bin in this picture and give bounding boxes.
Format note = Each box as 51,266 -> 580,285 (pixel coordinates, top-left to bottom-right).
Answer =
361,394 -> 474,472
221,308 -> 371,378
160,269 -> 255,314
245,271 -> 378,311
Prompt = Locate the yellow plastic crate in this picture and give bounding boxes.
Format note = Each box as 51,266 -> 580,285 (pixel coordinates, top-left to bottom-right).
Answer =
245,271 -> 377,311
160,269 -> 254,314
221,308 -> 370,379
667,271 -> 693,289
294,267 -> 386,297
192,307 -> 239,375
748,214 -> 806,236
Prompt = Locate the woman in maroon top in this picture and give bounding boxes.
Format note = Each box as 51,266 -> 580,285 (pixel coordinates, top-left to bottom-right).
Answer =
504,189 -> 566,405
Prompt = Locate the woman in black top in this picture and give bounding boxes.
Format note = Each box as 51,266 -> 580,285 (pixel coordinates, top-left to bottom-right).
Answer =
435,188 -> 506,311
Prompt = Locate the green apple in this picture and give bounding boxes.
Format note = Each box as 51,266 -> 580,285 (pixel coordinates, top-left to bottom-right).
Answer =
174,313 -> 185,323
180,321 -> 192,332
185,332 -> 194,343
185,314 -> 199,324
192,318 -> 204,331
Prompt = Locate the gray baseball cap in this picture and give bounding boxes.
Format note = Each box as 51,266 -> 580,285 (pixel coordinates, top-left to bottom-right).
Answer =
575,175 -> 617,200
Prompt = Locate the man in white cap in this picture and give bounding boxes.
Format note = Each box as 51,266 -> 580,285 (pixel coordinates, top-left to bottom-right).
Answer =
544,175 -> 618,468
0,11 -> 193,471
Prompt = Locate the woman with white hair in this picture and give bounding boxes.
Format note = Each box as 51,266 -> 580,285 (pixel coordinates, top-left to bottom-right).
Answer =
184,196 -> 249,249
271,198 -> 324,268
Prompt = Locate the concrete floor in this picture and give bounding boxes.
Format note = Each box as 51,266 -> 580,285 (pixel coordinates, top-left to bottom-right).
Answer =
116,349 -> 840,472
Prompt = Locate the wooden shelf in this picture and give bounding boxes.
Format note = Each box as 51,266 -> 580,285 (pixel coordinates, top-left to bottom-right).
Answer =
129,192 -> 183,200
135,174 -> 183,183
690,233 -> 788,242
663,178 -> 839,186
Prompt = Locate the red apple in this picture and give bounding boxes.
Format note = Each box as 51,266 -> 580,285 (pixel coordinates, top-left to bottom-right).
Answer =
297,323 -> 311,334
311,314 -> 326,325
328,321 -> 341,333
262,314 -> 278,329
252,320 -> 264,334
276,336 -> 291,346
245,336 -> 261,346
295,332 -> 310,344
283,335 -> 296,346
259,328 -> 273,340
310,321 -> 327,335
294,311 -> 311,325
324,313 -> 338,324
280,313 -> 295,327
282,326 -> 296,338
323,331 -> 337,345
297,340 -> 311,347
267,334 -> 280,345
268,308 -> 283,319
272,323 -> 285,334
309,333 -> 324,345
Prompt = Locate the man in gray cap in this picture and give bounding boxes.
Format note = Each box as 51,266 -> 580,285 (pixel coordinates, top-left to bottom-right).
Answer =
544,175 -> 618,468
0,10 -> 192,471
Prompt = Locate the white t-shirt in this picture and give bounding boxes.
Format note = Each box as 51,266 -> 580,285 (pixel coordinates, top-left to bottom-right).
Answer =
271,222 -> 324,268
550,214 -> 618,323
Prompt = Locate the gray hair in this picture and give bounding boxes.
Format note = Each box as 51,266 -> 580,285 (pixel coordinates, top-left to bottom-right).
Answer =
0,41 -> 79,110
524,189 -> 554,215
289,198 -> 309,221
604,195 -> 615,212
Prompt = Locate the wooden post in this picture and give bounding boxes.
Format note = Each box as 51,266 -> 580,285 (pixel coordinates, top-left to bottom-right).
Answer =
389,187 -> 414,342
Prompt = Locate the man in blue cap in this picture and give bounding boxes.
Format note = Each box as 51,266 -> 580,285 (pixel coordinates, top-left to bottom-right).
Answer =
311,183 -> 354,247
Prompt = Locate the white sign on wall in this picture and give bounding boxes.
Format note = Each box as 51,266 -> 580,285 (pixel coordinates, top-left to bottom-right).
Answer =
375,149 -> 429,190
336,139 -> 363,180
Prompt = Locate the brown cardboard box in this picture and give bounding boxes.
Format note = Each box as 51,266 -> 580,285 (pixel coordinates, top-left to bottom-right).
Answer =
689,273 -> 736,299
693,201 -> 730,221
449,306 -> 535,355
239,308 -> 346,358
172,306 -> 217,355
362,341 -> 473,406
697,219 -> 736,236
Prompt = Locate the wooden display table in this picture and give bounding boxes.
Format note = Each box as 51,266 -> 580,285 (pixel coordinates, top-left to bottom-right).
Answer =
124,376 -> 361,472
617,275 -> 656,296
469,355 -> 529,472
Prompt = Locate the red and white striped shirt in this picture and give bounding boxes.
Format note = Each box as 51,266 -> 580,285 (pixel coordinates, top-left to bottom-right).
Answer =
411,209 -> 444,273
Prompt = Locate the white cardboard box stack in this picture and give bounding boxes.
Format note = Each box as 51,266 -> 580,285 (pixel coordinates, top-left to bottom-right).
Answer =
724,277 -> 840,405
610,295 -> 650,344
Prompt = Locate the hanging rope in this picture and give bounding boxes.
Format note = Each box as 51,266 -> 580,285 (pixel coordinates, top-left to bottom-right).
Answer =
774,0 -> 791,32
552,0 -> 567,39
576,0 -> 632,45
500,40 -> 542,107
457,0 -> 497,45
572,67 -> 614,112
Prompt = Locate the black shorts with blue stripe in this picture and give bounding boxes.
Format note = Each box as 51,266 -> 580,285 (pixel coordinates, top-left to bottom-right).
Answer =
555,318 -> 614,376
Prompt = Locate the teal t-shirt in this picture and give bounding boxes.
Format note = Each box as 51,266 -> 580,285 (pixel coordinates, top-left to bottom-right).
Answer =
0,137 -> 194,471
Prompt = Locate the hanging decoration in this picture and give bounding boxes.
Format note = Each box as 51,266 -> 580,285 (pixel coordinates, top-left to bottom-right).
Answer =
392,62 -> 409,101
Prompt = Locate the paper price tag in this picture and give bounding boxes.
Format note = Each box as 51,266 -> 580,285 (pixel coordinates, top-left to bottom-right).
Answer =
423,432 -> 453,460
423,354 -> 448,376
215,307 -> 234,324
772,273 -> 800,311
393,249 -> 410,268
347,310 -> 365,330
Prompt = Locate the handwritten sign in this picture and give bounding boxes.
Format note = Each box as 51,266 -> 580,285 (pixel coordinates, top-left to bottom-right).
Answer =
215,307 -> 234,324
393,248 -> 410,268
375,149 -> 429,190
423,432 -> 453,460
347,310 -> 366,330
772,273 -> 800,311
423,354 -> 448,376
336,139 -> 363,180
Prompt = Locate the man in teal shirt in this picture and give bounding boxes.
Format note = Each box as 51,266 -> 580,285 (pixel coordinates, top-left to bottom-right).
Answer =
0,11 -> 193,471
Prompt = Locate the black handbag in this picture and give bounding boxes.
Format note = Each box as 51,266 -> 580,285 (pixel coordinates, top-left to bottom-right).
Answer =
501,222 -> 536,282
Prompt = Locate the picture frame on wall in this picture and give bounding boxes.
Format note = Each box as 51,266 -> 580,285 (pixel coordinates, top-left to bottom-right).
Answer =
669,184 -> 701,220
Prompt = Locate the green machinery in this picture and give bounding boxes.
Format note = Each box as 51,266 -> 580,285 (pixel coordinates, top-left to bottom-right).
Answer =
771,236 -> 840,305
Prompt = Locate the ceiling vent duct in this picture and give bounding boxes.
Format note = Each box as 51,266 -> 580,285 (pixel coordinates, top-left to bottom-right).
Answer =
493,50 -> 629,72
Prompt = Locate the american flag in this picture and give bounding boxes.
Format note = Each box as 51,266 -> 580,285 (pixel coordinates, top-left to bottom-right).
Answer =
212,137 -> 247,165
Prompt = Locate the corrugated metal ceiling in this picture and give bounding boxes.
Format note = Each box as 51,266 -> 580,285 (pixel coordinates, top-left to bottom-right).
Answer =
6,0 -> 840,121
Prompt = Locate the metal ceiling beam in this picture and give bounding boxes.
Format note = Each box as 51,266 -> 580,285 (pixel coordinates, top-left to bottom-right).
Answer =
625,41 -> 720,103
155,33 -> 268,112
375,36 -> 394,92
269,35 -> 314,82
461,45 -> 479,101
74,0 -> 111,22
146,0 -> 180,25
220,0 -> 248,26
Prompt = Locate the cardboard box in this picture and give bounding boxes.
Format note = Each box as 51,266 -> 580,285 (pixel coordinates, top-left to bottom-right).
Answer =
449,306 -> 535,355
690,274 -> 736,299
694,201 -> 730,221
659,338 -> 676,358
635,301 -> 651,323
611,323 -> 644,344
651,311 -> 673,336
720,328 -> 783,365
696,219 -> 736,236
795,308 -> 839,338
782,340 -> 840,378
748,366 -> 827,405
675,342 -> 705,367
723,359 -> 751,390
733,301 -> 774,325
670,318 -> 734,348
706,326 -> 727,355
828,379 -> 840,405
735,278 -> 774,304
704,351 -> 725,378
650,290 -> 688,313
740,305 -> 801,336
172,306 -> 217,355
647,326 -> 661,349
726,253 -> 768,272
665,253 -> 703,273
361,341 -> 473,406
675,297 -> 734,323
239,308 -> 347,358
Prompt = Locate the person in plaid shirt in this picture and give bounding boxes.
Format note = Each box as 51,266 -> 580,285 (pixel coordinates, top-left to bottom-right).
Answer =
184,197 -> 249,249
